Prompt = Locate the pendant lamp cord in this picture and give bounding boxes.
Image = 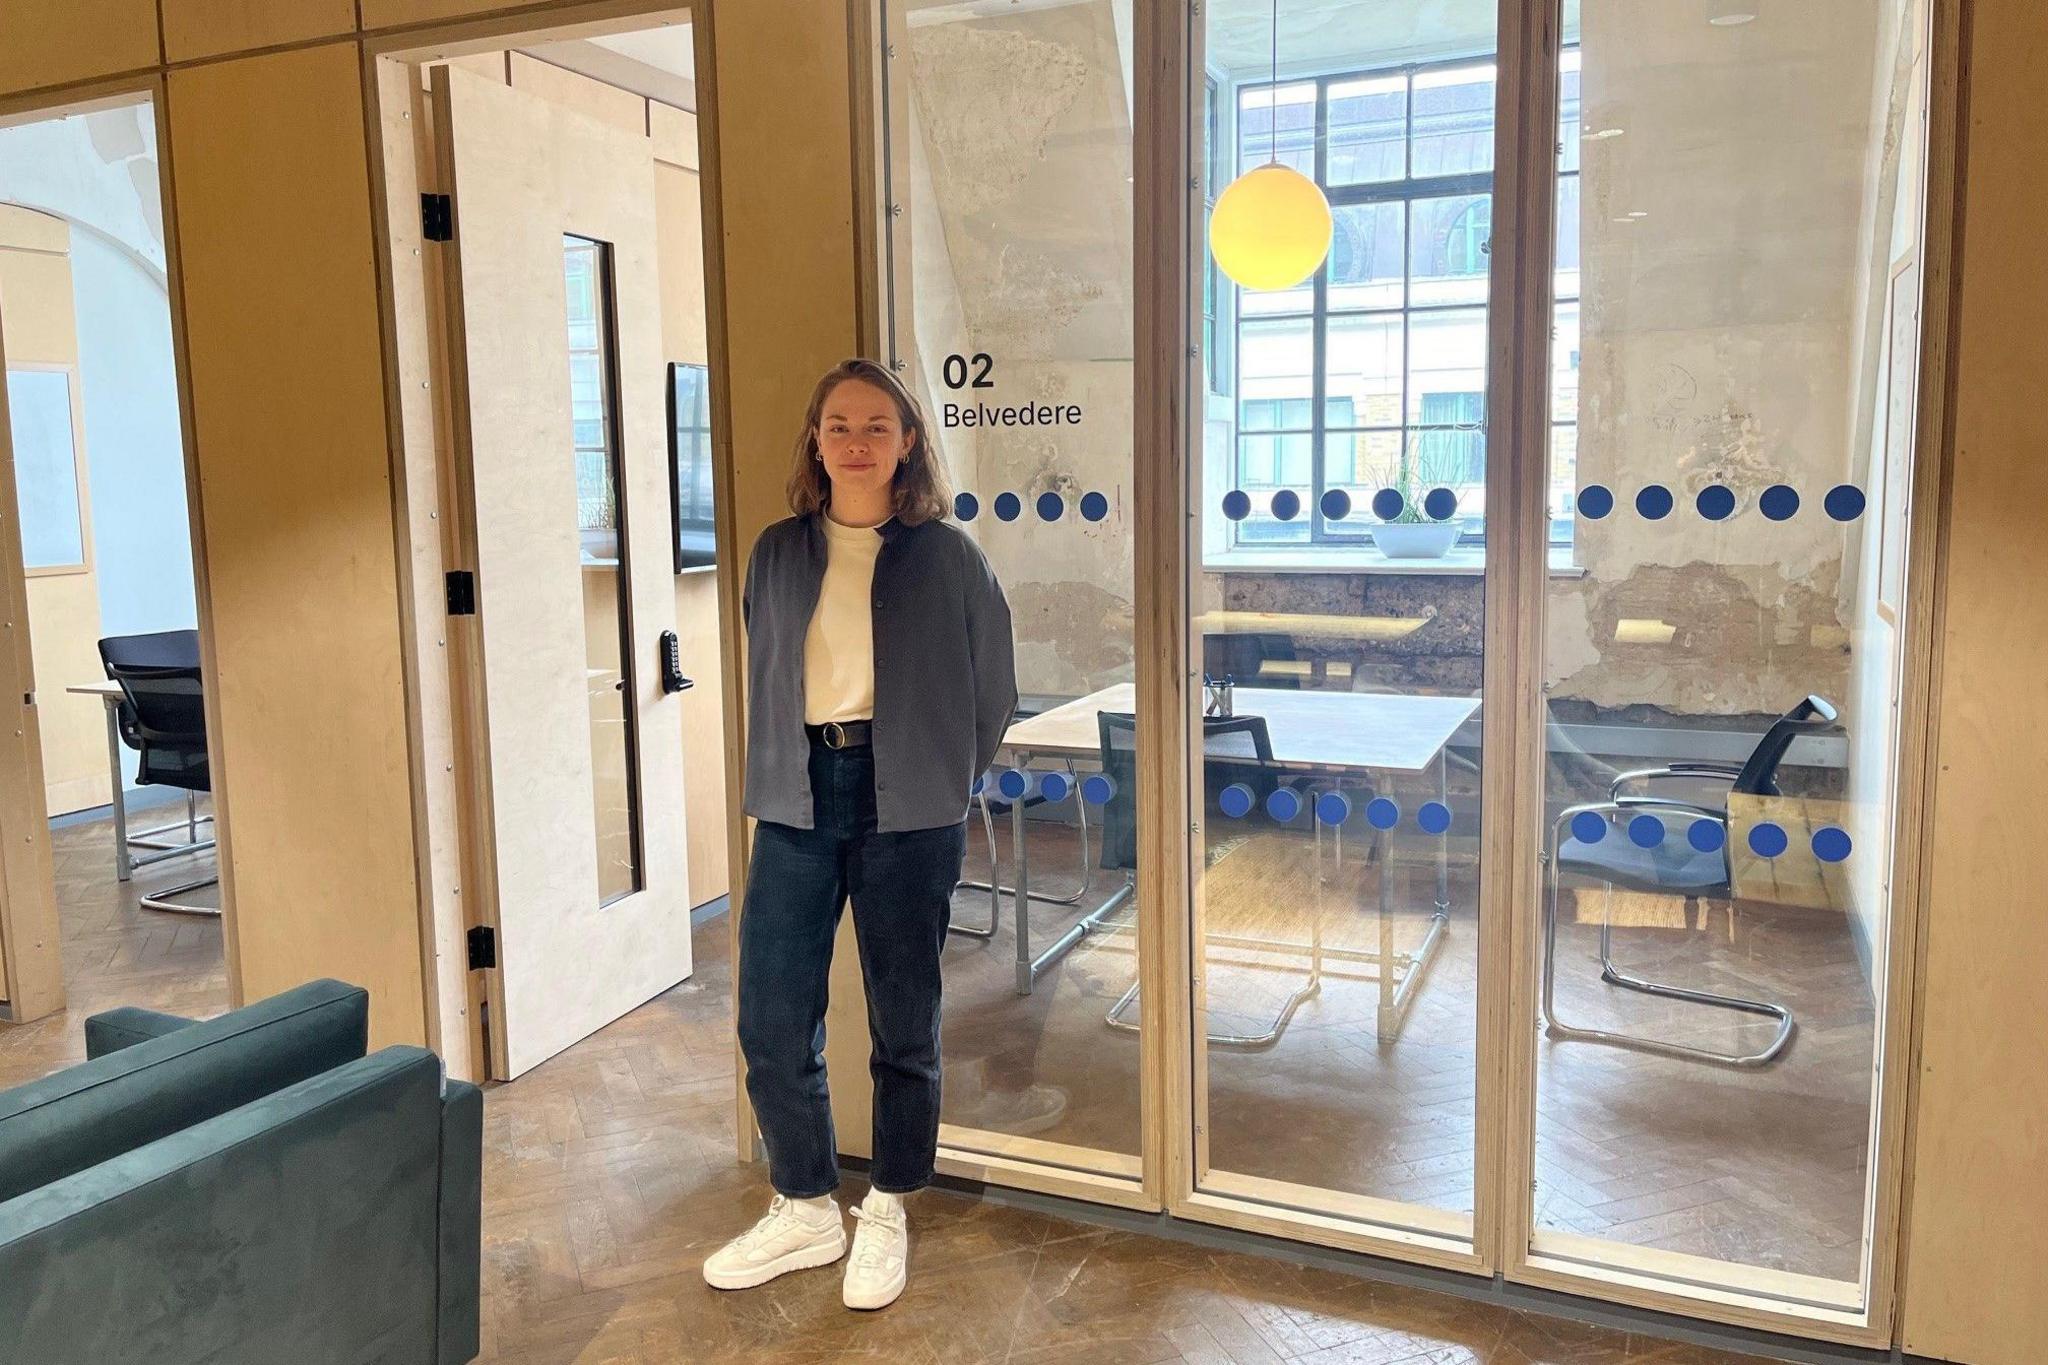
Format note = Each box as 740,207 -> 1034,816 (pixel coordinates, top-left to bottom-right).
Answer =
1269,0 -> 1279,163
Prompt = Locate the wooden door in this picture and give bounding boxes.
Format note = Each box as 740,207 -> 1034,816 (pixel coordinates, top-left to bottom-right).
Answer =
433,65 -> 692,1078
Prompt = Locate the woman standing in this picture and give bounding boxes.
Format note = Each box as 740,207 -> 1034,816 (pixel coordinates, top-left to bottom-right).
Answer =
702,358 -> 1017,1310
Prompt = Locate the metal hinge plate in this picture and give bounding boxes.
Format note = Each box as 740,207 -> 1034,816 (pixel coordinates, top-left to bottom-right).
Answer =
421,192 -> 453,242
466,924 -> 497,971
446,569 -> 476,617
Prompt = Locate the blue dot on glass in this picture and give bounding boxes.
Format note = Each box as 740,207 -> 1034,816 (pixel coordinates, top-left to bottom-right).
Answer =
994,492 -> 1022,522
1636,484 -> 1674,520
1760,485 -> 1800,522
1423,487 -> 1459,522
1080,491 -> 1110,522
1219,783 -> 1254,819
1265,787 -> 1302,823
997,768 -> 1032,801
971,772 -> 986,796
955,492 -> 980,521
1316,791 -> 1351,826
1748,821 -> 1790,858
1824,485 -> 1865,523
1571,810 -> 1609,844
1579,484 -> 1615,520
1688,819 -> 1726,853
1812,826 -> 1853,863
1036,491 -> 1064,522
1366,797 -> 1400,831
1372,488 -> 1406,521
1222,489 -> 1251,521
1039,771 -> 1072,803
1321,488 -> 1352,521
1628,814 -> 1665,848
1271,489 -> 1301,522
1418,801 -> 1452,836
1081,773 -> 1116,806
1697,485 -> 1736,522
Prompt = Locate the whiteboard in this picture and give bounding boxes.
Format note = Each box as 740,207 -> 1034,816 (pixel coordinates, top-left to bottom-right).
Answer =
6,368 -> 86,570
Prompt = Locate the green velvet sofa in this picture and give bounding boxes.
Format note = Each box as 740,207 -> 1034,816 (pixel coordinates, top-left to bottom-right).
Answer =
0,979 -> 482,1364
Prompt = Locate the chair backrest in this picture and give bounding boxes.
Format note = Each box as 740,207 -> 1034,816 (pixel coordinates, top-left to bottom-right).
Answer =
1733,694 -> 1839,796
99,630 -> 209,790
1093,711 -> 1278,871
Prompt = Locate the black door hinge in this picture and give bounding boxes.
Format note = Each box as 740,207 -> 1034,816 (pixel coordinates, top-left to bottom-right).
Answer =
421,192 -> 453,242
446,569 -> 476,616
467,924 -> 497,971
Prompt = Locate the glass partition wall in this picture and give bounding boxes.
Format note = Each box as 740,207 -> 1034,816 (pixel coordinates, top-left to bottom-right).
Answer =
874,0 -> 1938,1338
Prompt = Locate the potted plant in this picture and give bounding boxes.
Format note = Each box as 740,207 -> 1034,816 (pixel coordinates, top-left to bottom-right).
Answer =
1366,433 -> 1466,560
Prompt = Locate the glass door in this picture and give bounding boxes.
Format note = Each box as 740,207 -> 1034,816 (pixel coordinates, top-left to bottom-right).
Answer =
1518,0 -> 1934,1333
1180,0 -> 1506,1263
876,0 -> 1149,1198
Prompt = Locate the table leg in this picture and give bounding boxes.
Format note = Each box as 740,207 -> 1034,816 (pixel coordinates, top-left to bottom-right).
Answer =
1012,790 -> 1032,996
104,699 -> 132,882
1436,745 -> 1450,916
1376,818 -> 1395,1040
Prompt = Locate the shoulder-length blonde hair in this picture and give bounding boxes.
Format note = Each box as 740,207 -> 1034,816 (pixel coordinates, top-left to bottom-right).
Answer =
786,358 -> 952,524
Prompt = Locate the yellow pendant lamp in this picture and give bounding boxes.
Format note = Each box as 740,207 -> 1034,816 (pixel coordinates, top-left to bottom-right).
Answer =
1210,0 -> 1332,292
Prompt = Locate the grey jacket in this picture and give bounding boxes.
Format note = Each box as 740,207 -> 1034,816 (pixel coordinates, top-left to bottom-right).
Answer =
741,512 -> 1018,832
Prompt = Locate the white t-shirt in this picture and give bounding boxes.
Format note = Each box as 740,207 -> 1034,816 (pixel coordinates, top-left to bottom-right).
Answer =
802,514 -> 887,724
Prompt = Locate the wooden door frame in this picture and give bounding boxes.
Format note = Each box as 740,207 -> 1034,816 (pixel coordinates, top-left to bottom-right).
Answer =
359,0 -> 726,1085
0,78 -> 237,1025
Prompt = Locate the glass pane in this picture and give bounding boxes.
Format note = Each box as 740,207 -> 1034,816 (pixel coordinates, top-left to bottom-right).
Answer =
882,0 -> 1141,1169
1410,194 -> 1491,307
1410,63 -> 1494,178
1240,80 -> 1317,177
1323,314 -> 1403,431
1533,0 -> 1930,1304
1327,74 -> 1406,185
561,235 -> 641,907
1195,0 -> 1496,1240
1406,306 -> 1487,427
1239,317 -> 1315,427
1328,201 -> 1406,311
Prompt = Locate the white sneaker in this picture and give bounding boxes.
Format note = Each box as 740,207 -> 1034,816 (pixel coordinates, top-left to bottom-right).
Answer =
842,1191 -> 910,1310
702,1194 -> 846,1290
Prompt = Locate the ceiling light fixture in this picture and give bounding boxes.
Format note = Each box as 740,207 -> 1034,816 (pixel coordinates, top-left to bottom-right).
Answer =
1209,0 -> 1332,291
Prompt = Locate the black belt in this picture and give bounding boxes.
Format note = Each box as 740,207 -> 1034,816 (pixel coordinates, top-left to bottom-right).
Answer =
807,720 -> 873,750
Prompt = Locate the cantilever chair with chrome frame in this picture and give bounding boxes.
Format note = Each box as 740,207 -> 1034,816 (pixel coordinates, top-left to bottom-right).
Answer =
99,631 -> 219,916
1540,694 -> 1839,1069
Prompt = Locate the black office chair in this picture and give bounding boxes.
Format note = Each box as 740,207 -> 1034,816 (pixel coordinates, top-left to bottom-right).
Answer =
99,630 -> 218,916
1540,695 -> 1839,1068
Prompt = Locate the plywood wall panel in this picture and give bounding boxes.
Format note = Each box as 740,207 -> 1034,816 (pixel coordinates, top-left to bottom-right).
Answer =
160,0 -> 357,62
0,0 -> 158,98
166,44 -> 427,1050
1899,3 -> 2048,1361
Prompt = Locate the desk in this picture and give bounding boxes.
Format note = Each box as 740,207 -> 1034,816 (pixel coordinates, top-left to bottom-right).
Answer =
65,681 -> 215,882
998,683 -> 1478,1040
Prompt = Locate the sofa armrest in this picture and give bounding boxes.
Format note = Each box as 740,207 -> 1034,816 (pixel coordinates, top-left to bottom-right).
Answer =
437,1079 -> 483,1365
84,1007 -> 197,1059
0,1048 -> 444,1365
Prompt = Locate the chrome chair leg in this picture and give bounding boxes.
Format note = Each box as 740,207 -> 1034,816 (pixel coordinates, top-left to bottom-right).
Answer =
1540,812 -> 1794,1069
139,870 -> 221,917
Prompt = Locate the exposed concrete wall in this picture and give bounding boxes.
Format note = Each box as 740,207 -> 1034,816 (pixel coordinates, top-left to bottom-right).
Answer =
1547,1 -> 1885,717
900,0 -> 1136,700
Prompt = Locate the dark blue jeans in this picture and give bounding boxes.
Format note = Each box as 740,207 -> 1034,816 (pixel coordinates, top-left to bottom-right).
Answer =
738,738 -> 966,1197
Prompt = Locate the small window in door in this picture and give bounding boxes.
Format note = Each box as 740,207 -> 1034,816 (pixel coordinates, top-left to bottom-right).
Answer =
563,234 -> 644,906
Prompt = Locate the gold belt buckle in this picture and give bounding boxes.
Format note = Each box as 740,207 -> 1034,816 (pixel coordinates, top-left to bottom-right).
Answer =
823,721 -> 846,750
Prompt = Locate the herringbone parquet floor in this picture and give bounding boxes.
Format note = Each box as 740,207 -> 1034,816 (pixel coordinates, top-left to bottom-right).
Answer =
0,809 -> 1782,1363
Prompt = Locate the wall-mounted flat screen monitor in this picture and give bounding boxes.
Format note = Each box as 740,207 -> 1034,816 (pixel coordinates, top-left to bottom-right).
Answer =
669,361 -> 715,573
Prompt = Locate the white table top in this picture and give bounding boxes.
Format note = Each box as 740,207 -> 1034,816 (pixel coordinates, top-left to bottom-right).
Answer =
66,681 -> 123,699
1002,682 -> 1479,774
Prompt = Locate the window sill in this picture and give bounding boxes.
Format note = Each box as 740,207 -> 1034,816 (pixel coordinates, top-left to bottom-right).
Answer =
1204,544 -> 1586,578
